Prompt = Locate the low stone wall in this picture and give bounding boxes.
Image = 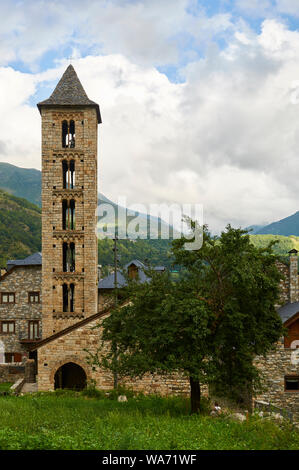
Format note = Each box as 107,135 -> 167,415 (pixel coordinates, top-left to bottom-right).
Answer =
0,363 -> 25,383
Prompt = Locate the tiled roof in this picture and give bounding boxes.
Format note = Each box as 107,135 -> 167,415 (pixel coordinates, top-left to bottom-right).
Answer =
277,302 -> 299,324
7,252 -> 42,270
98,259 -> 164,289
37,65 -> 101,123
124,260 -> 147,270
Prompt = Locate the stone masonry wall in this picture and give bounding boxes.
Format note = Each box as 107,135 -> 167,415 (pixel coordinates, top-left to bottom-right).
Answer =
41,107 -> 98,340
276,260 -> 290,305
37,313 -> 192,396
255,340 -> 299,422
0,265 -> 42,361
0,363 -> 25,383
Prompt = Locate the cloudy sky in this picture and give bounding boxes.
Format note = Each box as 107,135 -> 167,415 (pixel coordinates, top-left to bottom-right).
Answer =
1,0 -> 299,232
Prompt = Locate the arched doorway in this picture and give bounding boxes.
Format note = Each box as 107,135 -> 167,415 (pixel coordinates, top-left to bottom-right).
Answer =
54,362 -> 87,390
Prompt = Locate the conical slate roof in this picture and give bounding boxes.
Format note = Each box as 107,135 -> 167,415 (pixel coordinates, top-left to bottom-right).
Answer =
37,65 -> 101,123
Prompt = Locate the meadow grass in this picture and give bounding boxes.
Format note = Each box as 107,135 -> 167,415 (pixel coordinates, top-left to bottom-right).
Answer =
0,392 -> 298,450
0,382 -> 12,392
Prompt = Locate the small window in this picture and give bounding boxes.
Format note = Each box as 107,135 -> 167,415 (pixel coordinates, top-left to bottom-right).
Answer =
128,264 -> 139,280
1,321 -> 15,334
4,352 -> 21,363
28,292 -> 40,303
28,321 -> 40,340
4,352 -> 14,363
285,376 -> 299,391
1,293 -> 15,304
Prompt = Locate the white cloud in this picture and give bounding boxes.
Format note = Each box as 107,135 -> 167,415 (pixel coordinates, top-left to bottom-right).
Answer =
275,0 -> 299,17
2,18 -> 299,233
0,0 -> 235,69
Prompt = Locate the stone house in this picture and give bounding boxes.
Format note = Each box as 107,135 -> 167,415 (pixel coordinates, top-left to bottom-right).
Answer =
0,252 -> 42,383
98,259 -> 165,307
255,249 -> 299,421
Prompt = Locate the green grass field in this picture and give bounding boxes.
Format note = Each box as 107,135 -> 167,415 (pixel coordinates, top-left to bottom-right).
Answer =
0,392 -> 298,450
0,382 -> 12,392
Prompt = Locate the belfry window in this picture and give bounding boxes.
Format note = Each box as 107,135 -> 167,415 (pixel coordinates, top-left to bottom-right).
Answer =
62,120 -> 75,148
62,283 -> 75,312
63,242 -> 75,272
63,283 -> 68,312
62,199 -> 76,230
62,160 -> 75,189
70,284 -> 75,312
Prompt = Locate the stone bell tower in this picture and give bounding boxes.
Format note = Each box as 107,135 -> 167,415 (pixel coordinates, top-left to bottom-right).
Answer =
37,65 -> 101,338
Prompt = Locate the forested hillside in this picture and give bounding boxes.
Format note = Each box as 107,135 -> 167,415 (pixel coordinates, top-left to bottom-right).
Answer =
249,234 -> 299,263
0,190 -> 41,267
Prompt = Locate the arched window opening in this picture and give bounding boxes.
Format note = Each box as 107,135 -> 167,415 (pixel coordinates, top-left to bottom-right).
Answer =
62,160 -> 75,189
70,160 -> 75,189
62,120 -> 68,148
62,200 -> 67,230
70,283 -> 75,312
62,199 -> 76,230
62,120 -> 75,148
70,199 -> 75,230
70,242 -> 75,272
69,120 -> 75,148
62,160 -> 68,189
62,242 -> 75,272
63,283 -> 68,312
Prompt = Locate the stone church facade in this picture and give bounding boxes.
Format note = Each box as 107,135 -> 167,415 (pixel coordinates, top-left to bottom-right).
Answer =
34,65 -> 189,394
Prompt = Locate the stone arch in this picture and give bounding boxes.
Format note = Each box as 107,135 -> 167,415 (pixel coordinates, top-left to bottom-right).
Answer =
0,340 -> 4,364
50,356 -> 91,386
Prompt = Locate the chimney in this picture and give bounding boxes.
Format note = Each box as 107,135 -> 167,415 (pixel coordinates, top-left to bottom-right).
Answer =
289,249 -> 298,303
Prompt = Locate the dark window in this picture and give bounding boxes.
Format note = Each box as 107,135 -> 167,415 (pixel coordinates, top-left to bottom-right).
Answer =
28,321 -> 40,340
128,264 -> 139,280
62,242 -> 75,272
28,292 -> 40,303
62,284 -> 75,313
4,353 -> 14,363
70,283 -> 75,312
63,283 -> 68,312
62,160 -> 75,189
4,352 -> 22,363
62,160 -> 68,188
285,376 -> 299,391
1,321 -> 15,334
62,200 -> 75,230
62,120 -> 75,148
69,120 -> 75,148
70,160 -> 75,188
1,292 -> 15,304
62,199 -> 67,230
62,120 -> 68,148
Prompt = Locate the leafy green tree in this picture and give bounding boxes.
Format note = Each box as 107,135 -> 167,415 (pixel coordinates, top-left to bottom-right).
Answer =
89,225 -> 284,413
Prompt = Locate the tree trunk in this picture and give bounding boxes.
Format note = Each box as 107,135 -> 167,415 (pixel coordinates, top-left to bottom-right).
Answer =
190,377 -> 201,414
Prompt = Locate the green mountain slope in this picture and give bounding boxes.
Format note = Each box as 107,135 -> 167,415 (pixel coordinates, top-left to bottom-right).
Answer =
0,162 -> 42,207
0,163 -> 173,237
255,211 -> 299,236
249,234 -> 299,262
0,190 -> 41,267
